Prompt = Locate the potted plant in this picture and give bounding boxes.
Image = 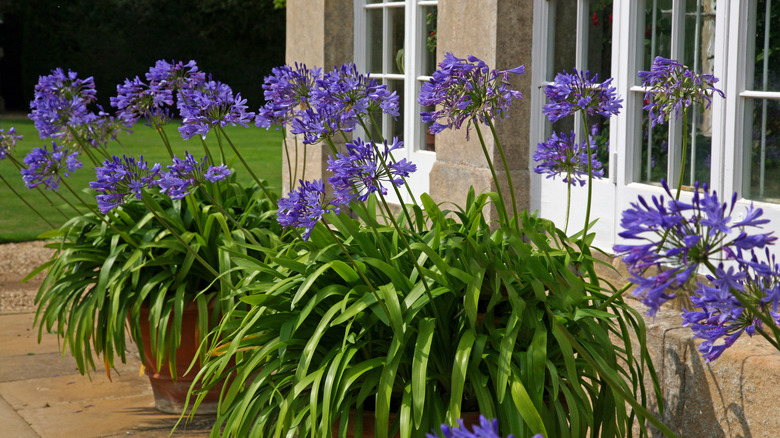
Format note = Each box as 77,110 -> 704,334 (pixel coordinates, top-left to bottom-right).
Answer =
183,56 -> 671,437
4,61 -> 283,414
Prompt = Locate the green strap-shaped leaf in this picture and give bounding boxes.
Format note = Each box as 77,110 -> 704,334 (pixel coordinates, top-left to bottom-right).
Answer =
449,328 -> 476,423
509,374 -> 548,437
412,317 -> 435,428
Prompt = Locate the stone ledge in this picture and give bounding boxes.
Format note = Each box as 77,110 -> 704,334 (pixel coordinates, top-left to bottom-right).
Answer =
629,300 -> 780,437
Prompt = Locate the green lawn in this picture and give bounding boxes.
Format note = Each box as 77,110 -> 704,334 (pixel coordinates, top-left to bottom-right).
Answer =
0,119 -> 283,242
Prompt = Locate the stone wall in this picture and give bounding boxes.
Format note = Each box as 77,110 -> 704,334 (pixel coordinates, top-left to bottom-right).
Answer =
431,0 -> 534,220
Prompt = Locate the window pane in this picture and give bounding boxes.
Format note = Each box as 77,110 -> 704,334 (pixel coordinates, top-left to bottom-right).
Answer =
367,8 -> 383,73
638,97 -> 670,184
589,114 -> 610,176
421,6 -> 438,76
549,0 -> 578,81
750,0 -> 780,92
419,102 -> 436,151
389,7 -> 405,74
743,98 -> 780,202
387,79 -> 404,140
587,0 -> 613,79
641,0 -> 673,84
682,104 -> 712,187
682,0 -> 716,74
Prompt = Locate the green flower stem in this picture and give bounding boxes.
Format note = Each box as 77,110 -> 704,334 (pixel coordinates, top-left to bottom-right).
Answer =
197,185 -> 261,247
66,125 -> 110,163
298,136 -> 307,186
368,139 -> 417,233
365,112 -> 420,208
564,179 -> 572,234
376,191 -> 440,321
580,113 -> 594,238
151,120 -> 175,159
281,130 -> 294,192
473,123 -> 509,227
140,197 -> 222,279
0,172 -> 56,228
675,110 -> 689,200
486,118 -> 518,221
216,125 -> 276,203
321,217 -> 392,323
7,155 -> 70,220
210,128 -> 225,164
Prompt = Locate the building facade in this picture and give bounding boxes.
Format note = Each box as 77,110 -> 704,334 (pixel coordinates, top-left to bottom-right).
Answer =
285,2 -> 780,436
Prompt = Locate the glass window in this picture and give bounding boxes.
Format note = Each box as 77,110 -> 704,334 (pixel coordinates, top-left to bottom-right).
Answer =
358,0 -> 438,153
634,0 -> 716,189
742,0 -> 780,202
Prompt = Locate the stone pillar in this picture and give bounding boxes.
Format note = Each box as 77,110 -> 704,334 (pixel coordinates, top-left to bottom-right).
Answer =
431,0 -> 534,220
283,0 -> 353,193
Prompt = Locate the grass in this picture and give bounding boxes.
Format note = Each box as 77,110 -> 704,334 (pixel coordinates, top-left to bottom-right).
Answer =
0,118 -> 283,242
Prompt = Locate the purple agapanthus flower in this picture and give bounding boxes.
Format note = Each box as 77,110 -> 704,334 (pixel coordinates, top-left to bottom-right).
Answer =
289,104 -> 357,144
178,80 -> 255,140
638,56 -> 725,128
426,416 -> 520,438
89,155 -> 162,213
28,68 -> 98,139
312,63 -> 399,119
533,130 -> 604,186
111,76 -> 174,126
276,179 -> 340,240
255,63 -> 321,128
20,142 -> 82,191
145,59 -> 207,94
418,53 -> 525,138
681,249 -> 780,361
327,137 -> 416,204
542,69 -> 622,123
614,180 -> 776,317
0,127 -> 23,160
156,152 -> 230,199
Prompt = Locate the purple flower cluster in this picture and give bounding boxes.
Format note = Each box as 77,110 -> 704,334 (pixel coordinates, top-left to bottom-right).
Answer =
276,179 -> 340,240
28,69 -> 98,138
327,137 -> 416,204
638,56 -> 725,127
90,152 -> 231,213
158,152 -> 231,199
257,63 -> 399,144
90,155 -> 162,213
418,53 -> 525,137
542,69 -> 622,123
256,63 -> 320,128
614,180 -> 776,318
680,256 -> 771,361
20,142 -> 82,191
532,130 -> 604,186
0,127 -> 22,160
426,416 -> 530,438
178,80 -> 255,140
111,59 -> 207,127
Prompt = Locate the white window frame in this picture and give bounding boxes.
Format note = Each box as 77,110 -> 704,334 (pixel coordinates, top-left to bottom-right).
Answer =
532,0 -> 780,251
354,0 -> 438,203
530,0 -> 620,249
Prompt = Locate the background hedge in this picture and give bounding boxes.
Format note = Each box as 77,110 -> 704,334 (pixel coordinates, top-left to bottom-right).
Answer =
0,0 -> 285,112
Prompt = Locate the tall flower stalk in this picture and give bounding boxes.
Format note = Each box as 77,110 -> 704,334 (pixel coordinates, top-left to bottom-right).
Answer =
419,53 -> 525,225
538,69 -> 622,236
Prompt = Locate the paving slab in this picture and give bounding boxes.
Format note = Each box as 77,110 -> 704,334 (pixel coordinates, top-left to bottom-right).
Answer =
14,394 -> 213,438
0,313 -> 63,356
0,360 -> 149,410
0,395 -> 38,438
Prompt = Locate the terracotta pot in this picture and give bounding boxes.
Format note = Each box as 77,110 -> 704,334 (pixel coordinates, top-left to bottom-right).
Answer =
334,410 -> 482,438
136,300 -> 222,415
